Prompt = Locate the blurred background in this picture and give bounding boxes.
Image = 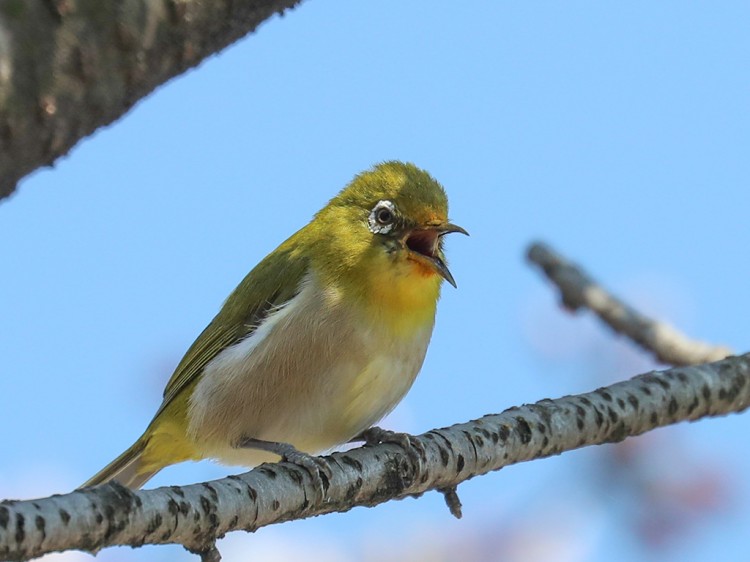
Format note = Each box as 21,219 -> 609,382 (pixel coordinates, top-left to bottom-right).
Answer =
1,2 -> 748,561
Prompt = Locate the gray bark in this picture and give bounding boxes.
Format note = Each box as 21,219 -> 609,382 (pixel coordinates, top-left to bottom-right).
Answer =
1,354 -> 748,560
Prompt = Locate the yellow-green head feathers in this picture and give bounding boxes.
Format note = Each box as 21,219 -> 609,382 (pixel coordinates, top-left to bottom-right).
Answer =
323,161 -> 450,225
308,161 -> 466,295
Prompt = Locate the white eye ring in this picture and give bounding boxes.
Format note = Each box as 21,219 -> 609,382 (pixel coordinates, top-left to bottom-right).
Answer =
368,200 -> 397,234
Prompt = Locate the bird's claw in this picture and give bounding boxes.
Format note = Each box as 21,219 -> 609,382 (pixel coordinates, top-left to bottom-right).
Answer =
281,445 -> 332,478
237,438 -> 330,497
354,426 -> 425,471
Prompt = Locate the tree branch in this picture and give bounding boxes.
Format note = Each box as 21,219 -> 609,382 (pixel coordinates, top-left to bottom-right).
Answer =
2,354 -> 749,560
0,0 -> 302,200
1,241 -> 741,560
527,242 -> 732,366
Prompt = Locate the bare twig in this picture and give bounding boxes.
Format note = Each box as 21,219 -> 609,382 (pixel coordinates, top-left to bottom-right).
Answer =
527,242 -> 732,366
2,354 -> 749,560
192,544 -> 221,562
438,486 -> 463,519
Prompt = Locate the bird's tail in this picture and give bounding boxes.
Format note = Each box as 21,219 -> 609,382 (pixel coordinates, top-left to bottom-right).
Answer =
81,437 -> 159,490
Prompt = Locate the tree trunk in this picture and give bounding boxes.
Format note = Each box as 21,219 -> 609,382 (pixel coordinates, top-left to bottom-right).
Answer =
0,0 -> 302,200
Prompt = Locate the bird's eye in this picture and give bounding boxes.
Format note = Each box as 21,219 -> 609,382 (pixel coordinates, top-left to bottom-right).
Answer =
376,207 -> 393,225
368,200 -> 398,234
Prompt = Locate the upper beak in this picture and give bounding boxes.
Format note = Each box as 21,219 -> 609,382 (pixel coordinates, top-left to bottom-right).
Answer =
403,222 -> 468,288
438,223 -> 469,237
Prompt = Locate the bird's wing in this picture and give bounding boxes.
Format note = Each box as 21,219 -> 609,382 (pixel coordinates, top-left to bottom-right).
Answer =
155,240 -> 310,417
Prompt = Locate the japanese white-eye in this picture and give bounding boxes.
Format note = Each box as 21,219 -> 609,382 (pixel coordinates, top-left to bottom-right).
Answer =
84,161 -> 466,489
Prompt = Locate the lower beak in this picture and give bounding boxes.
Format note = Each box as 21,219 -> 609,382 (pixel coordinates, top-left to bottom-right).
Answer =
432,254 -> 458,289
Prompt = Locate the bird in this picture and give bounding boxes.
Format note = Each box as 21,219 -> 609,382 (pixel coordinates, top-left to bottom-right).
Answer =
83,161 -> 467,489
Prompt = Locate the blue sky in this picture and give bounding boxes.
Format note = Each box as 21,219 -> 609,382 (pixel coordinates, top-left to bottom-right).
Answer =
1,2 -> 749,561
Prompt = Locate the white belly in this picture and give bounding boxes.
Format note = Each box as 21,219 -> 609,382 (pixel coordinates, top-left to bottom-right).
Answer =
187,273 -> 435,466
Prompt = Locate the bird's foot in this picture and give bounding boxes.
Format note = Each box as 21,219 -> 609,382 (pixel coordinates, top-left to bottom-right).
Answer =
237,437 -> 331,496
352,426 -> 425,471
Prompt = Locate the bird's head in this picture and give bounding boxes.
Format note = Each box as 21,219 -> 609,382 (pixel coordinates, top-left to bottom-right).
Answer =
310,162 -> 467,295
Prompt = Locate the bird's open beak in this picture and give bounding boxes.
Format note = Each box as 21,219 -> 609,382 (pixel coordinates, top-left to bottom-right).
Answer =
403,222 -> 468,288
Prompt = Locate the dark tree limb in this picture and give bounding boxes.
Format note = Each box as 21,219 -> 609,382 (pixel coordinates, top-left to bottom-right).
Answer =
0,0 -> 303,200
1,354 -> 749,560
527,241 -> 732,366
